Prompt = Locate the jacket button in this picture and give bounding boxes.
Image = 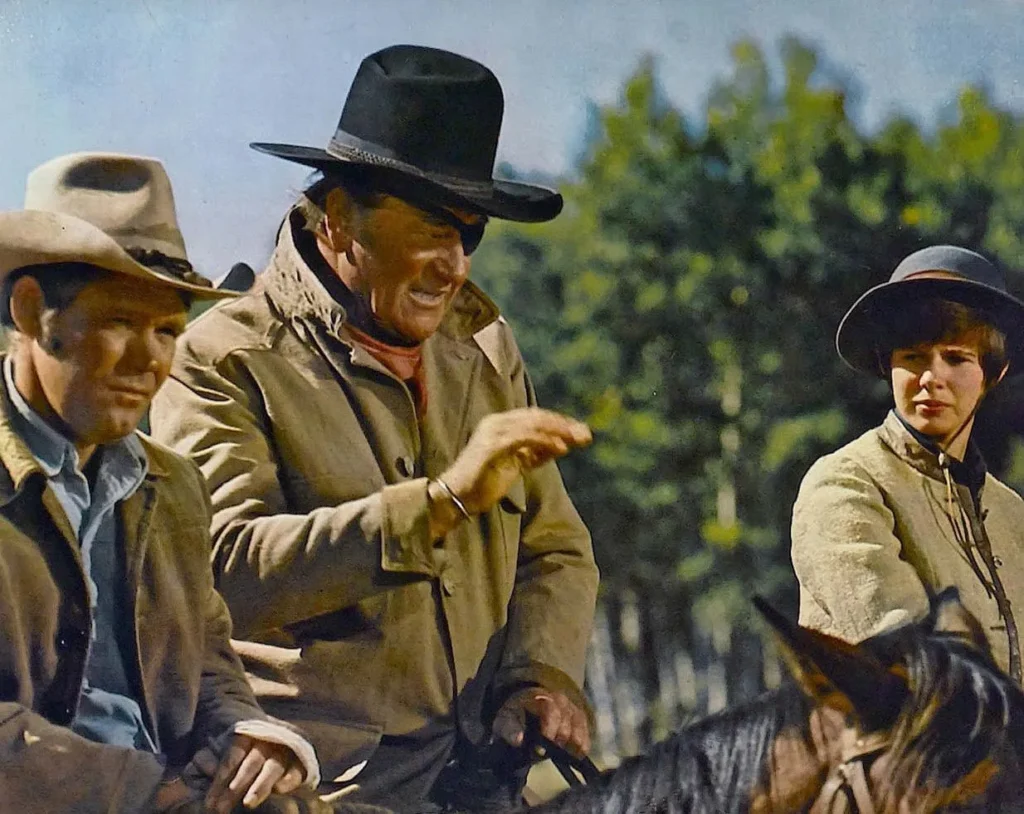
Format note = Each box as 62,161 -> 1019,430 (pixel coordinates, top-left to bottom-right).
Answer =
994,556 -> 1005,568
396,456 -> 416,478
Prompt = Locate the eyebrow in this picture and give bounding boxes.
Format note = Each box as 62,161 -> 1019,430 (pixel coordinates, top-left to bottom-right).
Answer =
94,302 -> 187,320
420,211 -> 459,230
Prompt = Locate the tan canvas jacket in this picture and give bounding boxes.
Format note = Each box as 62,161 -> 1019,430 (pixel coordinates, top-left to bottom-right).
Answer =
792,410 -> 1024,674
0,372 -> 272,812
149,211 -> 599,783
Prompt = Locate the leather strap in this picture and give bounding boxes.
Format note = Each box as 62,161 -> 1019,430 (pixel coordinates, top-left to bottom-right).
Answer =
811,730 -> 889,814
523,718 -> 601,787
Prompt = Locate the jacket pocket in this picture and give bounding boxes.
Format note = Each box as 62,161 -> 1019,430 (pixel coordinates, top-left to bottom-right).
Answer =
499,478 -> 527,516
497,478 -> 526,579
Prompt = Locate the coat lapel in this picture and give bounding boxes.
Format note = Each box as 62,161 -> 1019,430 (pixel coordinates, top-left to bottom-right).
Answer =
117,472 -> 161,747
0,379 -> 84,570
420,332 -> 482,478
302,324 -> 409,482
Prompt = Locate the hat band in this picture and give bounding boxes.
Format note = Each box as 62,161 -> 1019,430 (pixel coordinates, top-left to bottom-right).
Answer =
326,132 -> 496,196
903,269 -> 974,284
105,223 -> 188,263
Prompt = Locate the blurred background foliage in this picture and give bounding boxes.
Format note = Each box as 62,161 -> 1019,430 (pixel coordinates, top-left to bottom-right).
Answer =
471,36 -> 1024,761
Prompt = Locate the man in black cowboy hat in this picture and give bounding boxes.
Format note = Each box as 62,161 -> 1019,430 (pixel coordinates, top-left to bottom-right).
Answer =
150,45 -> 599,811
791,244 -> 1024,684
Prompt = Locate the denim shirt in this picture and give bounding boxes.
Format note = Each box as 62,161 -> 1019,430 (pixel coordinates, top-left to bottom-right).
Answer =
3,358 -> 154,751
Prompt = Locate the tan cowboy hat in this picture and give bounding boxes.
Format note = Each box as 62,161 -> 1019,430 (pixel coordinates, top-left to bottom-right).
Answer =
0,152 -> 234,299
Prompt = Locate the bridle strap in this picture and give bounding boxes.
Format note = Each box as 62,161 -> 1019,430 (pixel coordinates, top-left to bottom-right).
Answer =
842,758 -> 876,814
523,716 -> 602,788
811,731 -> 890,814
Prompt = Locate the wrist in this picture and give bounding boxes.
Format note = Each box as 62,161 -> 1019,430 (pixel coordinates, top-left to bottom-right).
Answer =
427,479 -> 469,539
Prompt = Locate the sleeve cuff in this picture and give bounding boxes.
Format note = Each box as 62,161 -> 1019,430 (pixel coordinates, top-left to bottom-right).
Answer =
380,478 -> 443,576
233,719 -> 321,789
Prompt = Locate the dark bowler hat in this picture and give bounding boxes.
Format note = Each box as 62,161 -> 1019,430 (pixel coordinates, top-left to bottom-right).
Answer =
251,44 -> 562,223
836,245 -> 1024,376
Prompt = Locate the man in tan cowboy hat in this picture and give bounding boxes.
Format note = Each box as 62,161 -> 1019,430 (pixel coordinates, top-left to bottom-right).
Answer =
0,152 -> 322,813
149,45 -> 599,811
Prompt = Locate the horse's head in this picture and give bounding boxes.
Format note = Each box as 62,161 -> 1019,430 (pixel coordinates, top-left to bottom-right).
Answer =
756,589 -> 1024,813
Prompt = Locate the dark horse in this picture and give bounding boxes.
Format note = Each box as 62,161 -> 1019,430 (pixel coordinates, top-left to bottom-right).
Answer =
520,590 -> 1024,814
251,592 -> 1024,814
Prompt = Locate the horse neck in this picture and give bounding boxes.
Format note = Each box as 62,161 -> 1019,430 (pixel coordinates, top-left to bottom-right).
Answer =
535,685 -> 820,814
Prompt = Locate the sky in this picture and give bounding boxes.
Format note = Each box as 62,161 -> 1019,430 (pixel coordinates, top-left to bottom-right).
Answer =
2,0 -> 1024,279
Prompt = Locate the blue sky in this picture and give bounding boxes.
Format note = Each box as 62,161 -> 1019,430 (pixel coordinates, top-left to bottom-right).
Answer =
3,0 -> 1024,278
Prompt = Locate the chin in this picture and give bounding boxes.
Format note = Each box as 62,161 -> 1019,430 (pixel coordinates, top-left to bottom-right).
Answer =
96,413 -> 145,443
398,322 -> 443,343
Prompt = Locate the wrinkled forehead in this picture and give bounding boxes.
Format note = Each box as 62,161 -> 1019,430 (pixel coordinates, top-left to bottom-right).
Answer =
72,272 -> 191,317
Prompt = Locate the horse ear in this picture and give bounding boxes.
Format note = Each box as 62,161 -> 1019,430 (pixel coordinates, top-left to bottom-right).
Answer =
930,587 -> 989,651
754,597 -> 909,731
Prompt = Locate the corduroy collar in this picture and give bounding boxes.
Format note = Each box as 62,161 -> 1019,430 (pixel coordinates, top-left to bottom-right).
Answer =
877,410 -> 988,498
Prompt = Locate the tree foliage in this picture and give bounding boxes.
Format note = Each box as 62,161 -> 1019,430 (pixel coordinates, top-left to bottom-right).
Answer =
472,37 -> 1024,640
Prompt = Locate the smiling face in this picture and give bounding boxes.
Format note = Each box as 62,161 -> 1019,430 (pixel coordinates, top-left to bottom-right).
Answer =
324,190 -> 484,343
12,271 -> 187,451
890,334 -> 988,455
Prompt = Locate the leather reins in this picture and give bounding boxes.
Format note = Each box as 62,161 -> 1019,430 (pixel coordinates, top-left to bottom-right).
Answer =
811,730 -> 891,814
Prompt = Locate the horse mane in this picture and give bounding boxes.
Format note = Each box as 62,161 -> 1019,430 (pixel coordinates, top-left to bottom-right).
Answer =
531,683 -> 812,814
879,633 -> 1024,811
530,623 -> 1024,814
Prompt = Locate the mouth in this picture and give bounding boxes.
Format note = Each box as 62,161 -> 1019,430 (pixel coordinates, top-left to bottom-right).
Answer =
407,287 -> 450,308
109,385 -> 153,402
914,400 -> 948,411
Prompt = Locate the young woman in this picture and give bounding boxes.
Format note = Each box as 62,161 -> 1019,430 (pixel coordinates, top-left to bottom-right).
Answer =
791,245 -> 1024,682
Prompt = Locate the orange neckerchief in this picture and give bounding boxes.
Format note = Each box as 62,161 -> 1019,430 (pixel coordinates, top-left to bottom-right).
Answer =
345,325 -> 427,417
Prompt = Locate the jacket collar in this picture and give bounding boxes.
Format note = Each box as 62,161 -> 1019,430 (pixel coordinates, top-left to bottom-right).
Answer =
0,355 -> 168,507
261,206 -> 501,342
876,410 -> 987,492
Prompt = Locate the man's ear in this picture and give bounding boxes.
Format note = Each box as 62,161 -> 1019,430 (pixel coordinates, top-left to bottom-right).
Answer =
8,275 -> 45,340
321,187 -> 360,263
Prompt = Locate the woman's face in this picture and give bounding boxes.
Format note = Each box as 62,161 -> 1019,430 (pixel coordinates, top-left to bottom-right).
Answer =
890,332 -> 988,453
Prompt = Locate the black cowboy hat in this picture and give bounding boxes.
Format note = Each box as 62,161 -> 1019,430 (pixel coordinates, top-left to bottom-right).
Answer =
836,245 -> 1024,376
250,44 -> 562,223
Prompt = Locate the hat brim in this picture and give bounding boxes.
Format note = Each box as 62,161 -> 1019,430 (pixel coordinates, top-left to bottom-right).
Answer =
250,141 -> 563,223
836,277 -> 1024,376
0,210 -> 236,300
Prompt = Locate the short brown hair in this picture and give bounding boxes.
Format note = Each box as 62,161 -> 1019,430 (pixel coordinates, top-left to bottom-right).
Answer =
873,298 -> 1008,382
297,172 -> 386,235
0,263 -> 108,328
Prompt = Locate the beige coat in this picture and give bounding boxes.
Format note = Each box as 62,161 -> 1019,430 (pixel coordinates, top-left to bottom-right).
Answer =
792,411 -> 1024,673
149,211 -> 599,783
0,374 -> 271,813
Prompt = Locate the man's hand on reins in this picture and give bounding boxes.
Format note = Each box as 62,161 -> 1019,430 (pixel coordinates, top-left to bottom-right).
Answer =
175,734 -> 305,813
492,687 -> 591,759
